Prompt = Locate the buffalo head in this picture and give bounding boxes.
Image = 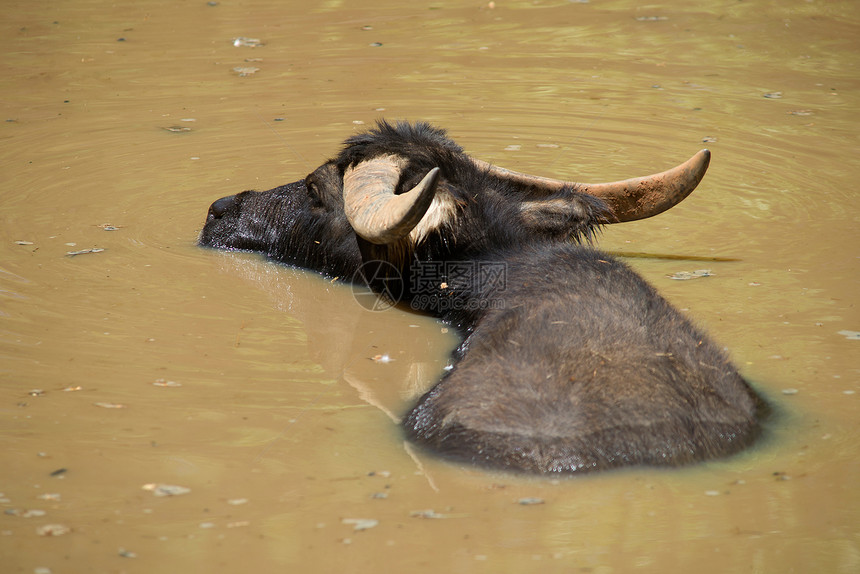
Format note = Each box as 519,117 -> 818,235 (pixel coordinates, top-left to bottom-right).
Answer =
200,121 -> 709,281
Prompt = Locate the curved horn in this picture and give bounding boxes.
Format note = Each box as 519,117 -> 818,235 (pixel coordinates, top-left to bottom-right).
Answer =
343,155 -> 441,244
472,149 -> 711,223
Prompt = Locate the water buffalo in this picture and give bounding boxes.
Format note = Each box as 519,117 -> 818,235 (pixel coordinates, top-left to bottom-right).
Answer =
200,121 -> 766,474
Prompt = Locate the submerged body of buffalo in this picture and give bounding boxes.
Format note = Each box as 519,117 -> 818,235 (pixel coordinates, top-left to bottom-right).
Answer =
199,121 -> 766,474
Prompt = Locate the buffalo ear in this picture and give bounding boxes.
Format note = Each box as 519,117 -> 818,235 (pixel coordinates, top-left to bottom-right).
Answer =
518,193 -> 611,241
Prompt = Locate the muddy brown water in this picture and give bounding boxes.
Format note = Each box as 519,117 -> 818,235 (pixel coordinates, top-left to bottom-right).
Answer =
1,1 -> 858,572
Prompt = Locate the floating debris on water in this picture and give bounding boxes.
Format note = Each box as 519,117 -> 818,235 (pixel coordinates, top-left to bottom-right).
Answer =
49,468 -> 67,477
66,248 -> 105,257
371,354 -> 392,363
226,498 -> 248,505
15,240 -> 34,245
763,91 -> 783,99
162,126 -> 191,133
142,483 -> 191,497
226,520 -> 250,528
409,509 -> 468,519
6,508 -> 47,518
118,548 -> 137,558
153,379 -> 182,387
782,388 -> 799,395
837,330 -> 860,340
410,509 -> 443,519
36,523 -> 70,536
233,37 -> 264,47
667,269 -> 713,280
517,497 -> 545,505
233,66 -> 260,77
341,518 -> 378,531
98,223 -> 122,231
29,389 -> 45,397
93,402 -> 126,409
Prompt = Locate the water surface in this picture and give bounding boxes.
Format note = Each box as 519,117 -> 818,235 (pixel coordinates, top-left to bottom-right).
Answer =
1,1 -> 858,572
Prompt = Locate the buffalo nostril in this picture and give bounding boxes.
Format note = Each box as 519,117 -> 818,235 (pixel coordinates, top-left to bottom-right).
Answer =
208,195 -> 239,220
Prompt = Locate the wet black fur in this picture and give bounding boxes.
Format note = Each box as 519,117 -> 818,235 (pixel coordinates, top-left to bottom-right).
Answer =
199,120 -> 766,474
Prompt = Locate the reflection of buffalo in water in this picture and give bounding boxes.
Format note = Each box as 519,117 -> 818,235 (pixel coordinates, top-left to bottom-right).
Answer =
200,121 -> 766,474
211,253 -> 456,424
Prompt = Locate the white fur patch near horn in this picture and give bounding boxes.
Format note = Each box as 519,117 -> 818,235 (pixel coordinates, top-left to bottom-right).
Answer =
408,188 -> 458,244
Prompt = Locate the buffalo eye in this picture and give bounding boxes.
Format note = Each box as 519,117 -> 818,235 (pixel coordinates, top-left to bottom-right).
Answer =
305,177 -> 326,209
